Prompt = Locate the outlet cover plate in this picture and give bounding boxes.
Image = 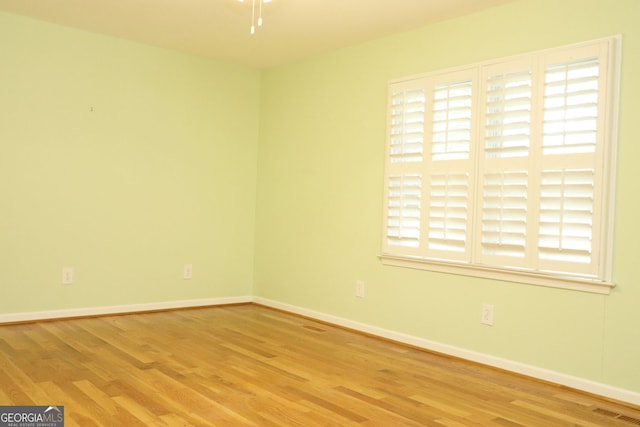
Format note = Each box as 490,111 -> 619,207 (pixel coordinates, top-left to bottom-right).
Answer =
481,303 -> 494,326
355,280 -> 365,298
183,264 -> 193,280
62,267 -> 74,285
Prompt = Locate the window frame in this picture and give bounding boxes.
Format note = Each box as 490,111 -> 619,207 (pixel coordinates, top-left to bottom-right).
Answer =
381,36 -> 622,294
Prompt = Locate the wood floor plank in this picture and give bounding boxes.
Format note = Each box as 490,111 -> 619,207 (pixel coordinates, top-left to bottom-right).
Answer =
1,304 -> 639,426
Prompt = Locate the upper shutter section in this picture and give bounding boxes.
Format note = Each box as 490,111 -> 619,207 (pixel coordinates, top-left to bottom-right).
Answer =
543,57 -> 600,155
484,68 -> 532,158
390,87 -> 426,163
432,80 -> 473,161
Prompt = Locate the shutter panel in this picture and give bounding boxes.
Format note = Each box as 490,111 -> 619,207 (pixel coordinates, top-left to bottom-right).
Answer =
476,61 -> 533,268
480,171 -> 528,259
432,81 -> 473,161
543,58 -> 599,155
428,172 -> 469,253
485,69 -> 532,158
538,169 -> 594,265
536,43 -> 608,277
424,72 -> 476,261
386,174 -> 422,249
390,88 -> 426,163
383,81 -> 427,256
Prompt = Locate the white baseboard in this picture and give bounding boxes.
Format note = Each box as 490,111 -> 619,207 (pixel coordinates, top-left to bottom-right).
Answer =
253,296 -> 640,406
0,296 -> 253,324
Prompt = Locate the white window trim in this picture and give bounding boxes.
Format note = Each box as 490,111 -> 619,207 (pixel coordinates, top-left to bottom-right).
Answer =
381,36 -> 622,294
379,254 -> 615,294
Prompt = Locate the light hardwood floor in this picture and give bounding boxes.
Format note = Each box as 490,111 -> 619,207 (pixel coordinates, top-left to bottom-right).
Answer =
1,304 -> 639,426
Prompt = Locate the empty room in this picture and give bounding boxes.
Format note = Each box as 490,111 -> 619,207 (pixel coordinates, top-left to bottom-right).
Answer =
1,0 -> 640,425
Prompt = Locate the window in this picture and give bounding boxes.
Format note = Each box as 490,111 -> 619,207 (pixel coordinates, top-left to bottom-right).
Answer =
381,36 -> 621,293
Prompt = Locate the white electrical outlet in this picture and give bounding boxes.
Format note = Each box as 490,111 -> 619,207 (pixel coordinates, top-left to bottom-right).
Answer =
183,264 -> 193,280
62,267 -> 74,285
481,303 -> 494,326
355,280 -> 365,298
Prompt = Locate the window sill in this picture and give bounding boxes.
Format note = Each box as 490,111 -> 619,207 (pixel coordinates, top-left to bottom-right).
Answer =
379,254 -> 614,295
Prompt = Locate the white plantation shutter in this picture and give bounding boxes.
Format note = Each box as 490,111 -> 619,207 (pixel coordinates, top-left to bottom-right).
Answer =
480,171 -> 529,260
431,80 -> 473,161
424,73 -> 476,261
484,67 -> 533,159
538,169 -> 595,267
390,88 -> 425,163
542,57 -> 600,155
382,36 -> 620,291
536,43 -> 609,277
383,81 -> 426,256
383,71 -> 477,259
428,172 -> 470,254
386,174 -> 422,249
476,60 -> 534,268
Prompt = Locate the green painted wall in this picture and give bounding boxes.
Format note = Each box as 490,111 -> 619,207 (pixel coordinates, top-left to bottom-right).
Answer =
254,0 -> 640,394
0,12 -> 261,311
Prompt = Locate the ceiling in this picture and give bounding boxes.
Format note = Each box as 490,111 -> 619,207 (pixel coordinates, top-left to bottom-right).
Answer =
0,0 -> 514,68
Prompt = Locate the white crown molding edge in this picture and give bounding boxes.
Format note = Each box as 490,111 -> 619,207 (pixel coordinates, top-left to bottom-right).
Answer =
252,296 -> 640,406
0,296 -> 253,323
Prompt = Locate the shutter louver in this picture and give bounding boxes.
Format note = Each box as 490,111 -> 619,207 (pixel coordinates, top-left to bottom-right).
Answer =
543,58 -> 599,155
386,174 -> 422,248
538,169 -> 594,264
485,69 -> 532,158
391,88 -> 426,163
481,171 -> 528,258
432,81 -> 472,161
428,173 -> 469,253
